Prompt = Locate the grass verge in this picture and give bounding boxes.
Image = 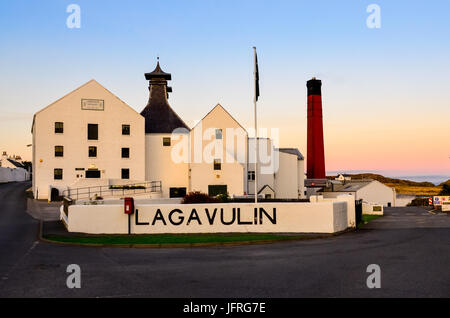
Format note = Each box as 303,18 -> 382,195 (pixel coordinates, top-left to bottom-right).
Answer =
362,214 -> 382,223
42,233 -> 308,246
357,214 -> 383,228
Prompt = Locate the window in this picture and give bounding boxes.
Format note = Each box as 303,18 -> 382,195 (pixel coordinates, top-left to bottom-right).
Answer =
121,168 -> 130,179
55,146 -> 64,157
170,187 -> 187,198
87,124 -> 98,140
54,168 -> 63,180
248,171 -> 255,181
213,159 -> 221,170
55,122 -> 63,133
122,124 -> 130,135
215,128 -> 222,139
85,169 -> 100,178
163,137 -> 171,146
88,146 -> 97,158
121,147 -> 130,158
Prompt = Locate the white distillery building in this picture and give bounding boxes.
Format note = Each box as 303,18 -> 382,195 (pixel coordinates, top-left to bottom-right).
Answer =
320,179 -> 396,207
31,80 -> 146,199
32,62 -> 305,200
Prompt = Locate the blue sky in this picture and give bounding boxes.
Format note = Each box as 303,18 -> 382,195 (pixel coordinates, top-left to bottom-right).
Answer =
1,0 -> 449,175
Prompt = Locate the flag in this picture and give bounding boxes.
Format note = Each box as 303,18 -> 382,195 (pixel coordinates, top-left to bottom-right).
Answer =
254,47 -> 259,101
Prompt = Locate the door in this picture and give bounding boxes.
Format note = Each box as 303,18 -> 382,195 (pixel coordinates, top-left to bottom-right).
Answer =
208,185 -> 227,197
170,187 -> 187,198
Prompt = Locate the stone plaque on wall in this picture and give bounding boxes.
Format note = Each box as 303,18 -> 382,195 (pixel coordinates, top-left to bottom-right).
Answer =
81,99 -> 104,111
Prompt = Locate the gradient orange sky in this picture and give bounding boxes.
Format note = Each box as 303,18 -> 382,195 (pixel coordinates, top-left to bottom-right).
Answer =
1,1 -> 449,176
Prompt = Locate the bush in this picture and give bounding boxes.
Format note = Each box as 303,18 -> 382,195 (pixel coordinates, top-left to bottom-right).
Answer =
407,197 -> 429,206
216,193 -> 231,203
182,191 -> 218,204
439,184 -> 450,195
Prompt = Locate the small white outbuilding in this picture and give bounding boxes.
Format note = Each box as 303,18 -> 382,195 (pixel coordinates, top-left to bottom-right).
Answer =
321,179 -> 396,207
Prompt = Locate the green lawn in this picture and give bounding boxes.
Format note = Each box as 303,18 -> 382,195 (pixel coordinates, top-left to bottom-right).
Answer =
43,233 -> 308,245
358,214 -> 383,228
362,214 -> 382,223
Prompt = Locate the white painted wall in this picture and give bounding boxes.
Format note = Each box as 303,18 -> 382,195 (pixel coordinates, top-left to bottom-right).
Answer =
323,181 -> 396,207
362,202 -> 384,215
297,160 -> 306,198
189,104 -> 247,197
355,180 -> 395,207
0,167 -> 29,183
311,194 -> 356,228
395,195 -> 415,207
274,151 -> 299,198
32,80 -> 145,199
66,201 -> 349,234
145,133 -> 189,198
247,138 -> 275,195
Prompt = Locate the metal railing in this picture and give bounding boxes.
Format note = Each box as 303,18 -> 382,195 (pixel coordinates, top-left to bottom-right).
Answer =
62,181 -> 162,201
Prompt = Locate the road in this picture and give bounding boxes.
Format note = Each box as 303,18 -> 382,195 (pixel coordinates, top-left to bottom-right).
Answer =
0,181 -> 449,297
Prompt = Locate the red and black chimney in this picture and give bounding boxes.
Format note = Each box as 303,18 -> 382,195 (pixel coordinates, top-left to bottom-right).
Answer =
306,78 -> 326,180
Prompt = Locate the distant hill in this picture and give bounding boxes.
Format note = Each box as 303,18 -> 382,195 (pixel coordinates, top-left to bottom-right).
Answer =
439,179 -> 450,187
327,173 -> 436,187
327,173 -> 443,195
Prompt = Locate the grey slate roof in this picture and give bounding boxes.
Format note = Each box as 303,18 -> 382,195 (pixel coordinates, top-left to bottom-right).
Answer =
7,159 -> 24,168
321,180 -> 373,192
277,148 -> 304,160
144,61 -> 172,80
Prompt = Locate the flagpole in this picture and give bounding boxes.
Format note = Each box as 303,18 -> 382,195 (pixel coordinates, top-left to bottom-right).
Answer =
253,47 -> 258,204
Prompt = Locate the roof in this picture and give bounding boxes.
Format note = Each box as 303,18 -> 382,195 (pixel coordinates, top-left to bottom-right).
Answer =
140,99 -> 190,133
141,62 -> 190,133
258,184 -> 275,194
32,79 -> 142,133
144,61 -> 171,80
6,159 -> 24,168
191,104 -> 247,133
321,180 -> 372,192
277,148 -> 304,160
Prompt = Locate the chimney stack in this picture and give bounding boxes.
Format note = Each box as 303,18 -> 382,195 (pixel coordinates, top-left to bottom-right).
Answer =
306,78 -> 326,180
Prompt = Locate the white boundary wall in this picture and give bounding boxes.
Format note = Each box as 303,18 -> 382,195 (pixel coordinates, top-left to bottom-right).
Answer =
0,167 -> 30,183
65,202 -> 349,234
362,202 -> 384,215
310,194 -> 356,228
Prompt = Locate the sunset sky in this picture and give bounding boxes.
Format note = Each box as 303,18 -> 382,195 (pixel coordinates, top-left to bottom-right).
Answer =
1,0 -> 449,176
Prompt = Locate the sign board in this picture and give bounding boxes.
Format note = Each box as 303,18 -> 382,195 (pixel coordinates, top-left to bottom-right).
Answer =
81,99 -> 104,111
433,196 -> 450,205
442,202 -> 450,212
67,202 -> 349,234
